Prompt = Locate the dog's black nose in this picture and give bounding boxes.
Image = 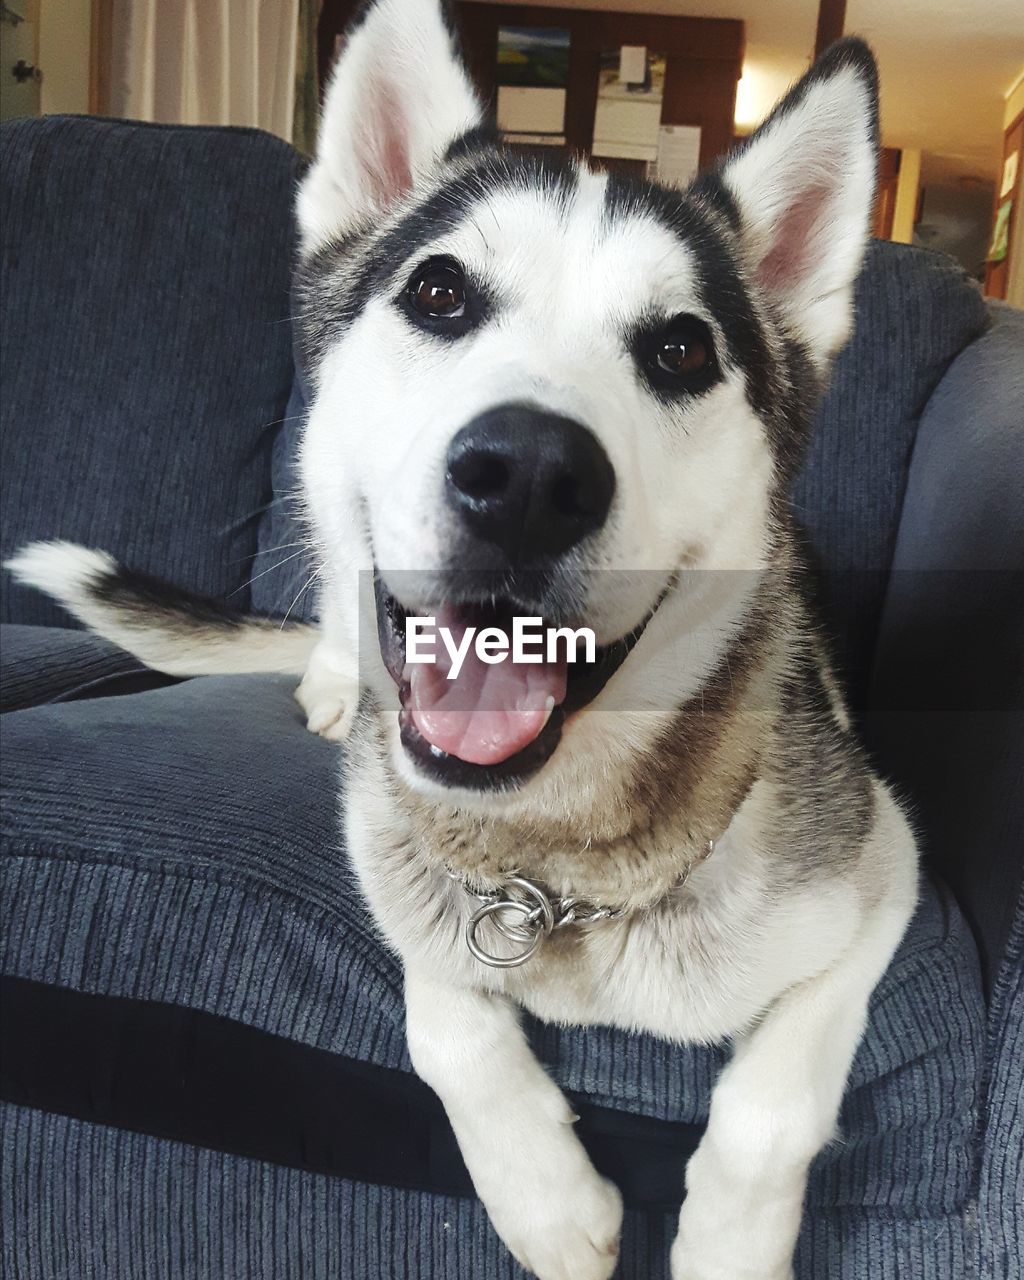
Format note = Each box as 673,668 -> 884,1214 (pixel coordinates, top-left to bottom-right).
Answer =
445,404 -> 615,564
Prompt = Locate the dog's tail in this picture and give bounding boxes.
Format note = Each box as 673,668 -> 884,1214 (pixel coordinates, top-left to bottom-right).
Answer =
6,541 -> 318,677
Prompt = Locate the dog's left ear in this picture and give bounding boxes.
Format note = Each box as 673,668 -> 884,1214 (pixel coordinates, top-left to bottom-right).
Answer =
719,39 -> 879,366
298,0 -> 483,253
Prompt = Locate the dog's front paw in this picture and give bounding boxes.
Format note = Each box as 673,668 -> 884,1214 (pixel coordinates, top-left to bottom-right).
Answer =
480,1150 -> 622,1280
671,1247 -> 793,1280
297,680 -> 356,740
671,1234 -> 793,1280
669,1143 -> 802,1280
295,646 -> 357,742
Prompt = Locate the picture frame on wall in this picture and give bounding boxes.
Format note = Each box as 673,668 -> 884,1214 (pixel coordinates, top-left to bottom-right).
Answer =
496,26 -> 571,146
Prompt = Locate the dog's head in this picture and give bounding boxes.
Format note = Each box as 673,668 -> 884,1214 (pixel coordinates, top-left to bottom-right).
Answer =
295,0 -> 877,808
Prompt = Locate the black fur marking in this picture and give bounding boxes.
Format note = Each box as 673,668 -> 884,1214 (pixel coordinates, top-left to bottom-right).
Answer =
93,566 -> 245,631
625,310 -> 723,402
435,0 -> 464,53
772,334 -> 821,483
604,174 -> 776,423
687,169 -> 742,233
298,149 -> 577,370
445,124 -> 501,163
367,149 -> 575,289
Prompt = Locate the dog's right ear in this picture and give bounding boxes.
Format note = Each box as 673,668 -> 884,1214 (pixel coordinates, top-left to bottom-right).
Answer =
297,0 -> 483,253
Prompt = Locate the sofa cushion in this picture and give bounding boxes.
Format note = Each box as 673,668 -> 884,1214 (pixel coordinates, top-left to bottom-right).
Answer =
250,242 -> 990,715
0,116 -> 303,627
0,1101 -> 978,1280
791,241 -> 988,707
0,624 -> 180,713
0,666 -> 984,1227
978,904 -> 1024,1279
866,302 -> 1024,991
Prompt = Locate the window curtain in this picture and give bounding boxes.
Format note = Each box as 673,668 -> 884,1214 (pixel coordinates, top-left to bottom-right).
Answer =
110,0 -> 303,143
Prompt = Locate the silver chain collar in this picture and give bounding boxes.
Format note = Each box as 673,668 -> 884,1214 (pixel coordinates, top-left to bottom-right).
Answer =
449,838 -> 714,970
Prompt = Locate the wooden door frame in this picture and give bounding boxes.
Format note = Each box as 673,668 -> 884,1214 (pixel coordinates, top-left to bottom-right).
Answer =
983,107 -> 1023,298
89,0 -> 112,114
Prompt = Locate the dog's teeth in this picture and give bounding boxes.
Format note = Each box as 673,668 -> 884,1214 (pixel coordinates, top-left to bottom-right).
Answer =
542,695 -> 556,728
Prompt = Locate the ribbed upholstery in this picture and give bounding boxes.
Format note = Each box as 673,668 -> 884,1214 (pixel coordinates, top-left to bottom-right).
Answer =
979,904 -> 1024,1280
0,625 -> 180,712
0,1104 -> 675,1280
790,240 -> 988,706
0,1103 -> 978,1280
0,670 -> 986,1275
0,117 -> 302,626
867,303 -> 1024,991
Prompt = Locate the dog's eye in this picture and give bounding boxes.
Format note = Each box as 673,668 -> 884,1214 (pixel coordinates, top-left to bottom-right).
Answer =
408,258 -> 466,320
656,332 -> 708,376
645,315 -> 718,392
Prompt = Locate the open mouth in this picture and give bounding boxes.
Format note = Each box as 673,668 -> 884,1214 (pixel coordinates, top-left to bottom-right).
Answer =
374,576 -> 666,790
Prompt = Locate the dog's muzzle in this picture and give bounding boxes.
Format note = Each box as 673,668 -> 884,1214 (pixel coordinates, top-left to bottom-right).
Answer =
374,574 -> 672,791
445,402 -> 615,568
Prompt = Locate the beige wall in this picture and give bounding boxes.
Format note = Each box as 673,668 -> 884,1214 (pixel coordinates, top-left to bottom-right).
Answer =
39,0 -> 91,116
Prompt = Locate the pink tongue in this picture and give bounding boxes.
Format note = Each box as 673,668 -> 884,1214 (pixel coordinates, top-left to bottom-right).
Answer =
406,605 -> 568,766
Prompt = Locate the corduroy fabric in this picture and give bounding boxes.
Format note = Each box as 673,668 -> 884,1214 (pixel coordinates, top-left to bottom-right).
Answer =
0,1103 -> 976,1280
0,116 -> 302,627
979,898 -> 1024,1280
0,671 -> 986,1268
0,848 -> 985,1214
866,303 -> 1024,992
791,241 -> 989,707
0,625 -> 181,713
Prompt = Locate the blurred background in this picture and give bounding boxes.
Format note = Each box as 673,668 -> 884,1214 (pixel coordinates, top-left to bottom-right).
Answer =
1,0 -> 1022,303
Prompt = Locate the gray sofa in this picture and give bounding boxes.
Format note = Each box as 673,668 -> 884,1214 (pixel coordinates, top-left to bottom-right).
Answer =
1,115 -> 1021,1280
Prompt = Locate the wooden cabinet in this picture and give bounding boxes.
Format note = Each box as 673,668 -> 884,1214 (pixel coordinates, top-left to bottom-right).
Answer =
318,0 -> 745,172
455,5 -> 743,170
984,108 -> 1023,300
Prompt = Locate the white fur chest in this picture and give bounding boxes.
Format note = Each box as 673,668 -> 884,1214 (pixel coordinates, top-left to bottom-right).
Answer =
344,771 -> 862,1047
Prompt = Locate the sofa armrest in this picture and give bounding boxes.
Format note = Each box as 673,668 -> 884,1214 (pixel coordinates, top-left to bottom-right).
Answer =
867,302 -> 1024,996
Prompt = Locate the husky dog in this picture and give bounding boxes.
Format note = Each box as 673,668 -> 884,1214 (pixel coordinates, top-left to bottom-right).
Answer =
9,2 -> 919,1276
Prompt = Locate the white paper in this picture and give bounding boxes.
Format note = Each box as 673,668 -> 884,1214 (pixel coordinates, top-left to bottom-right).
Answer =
1000,149 -> 1019,199
497,86 -> 566,137
655,125 -> 701,187
619,45 -> 647,86
593,99 -> 665,160
592,51 -> 666,162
